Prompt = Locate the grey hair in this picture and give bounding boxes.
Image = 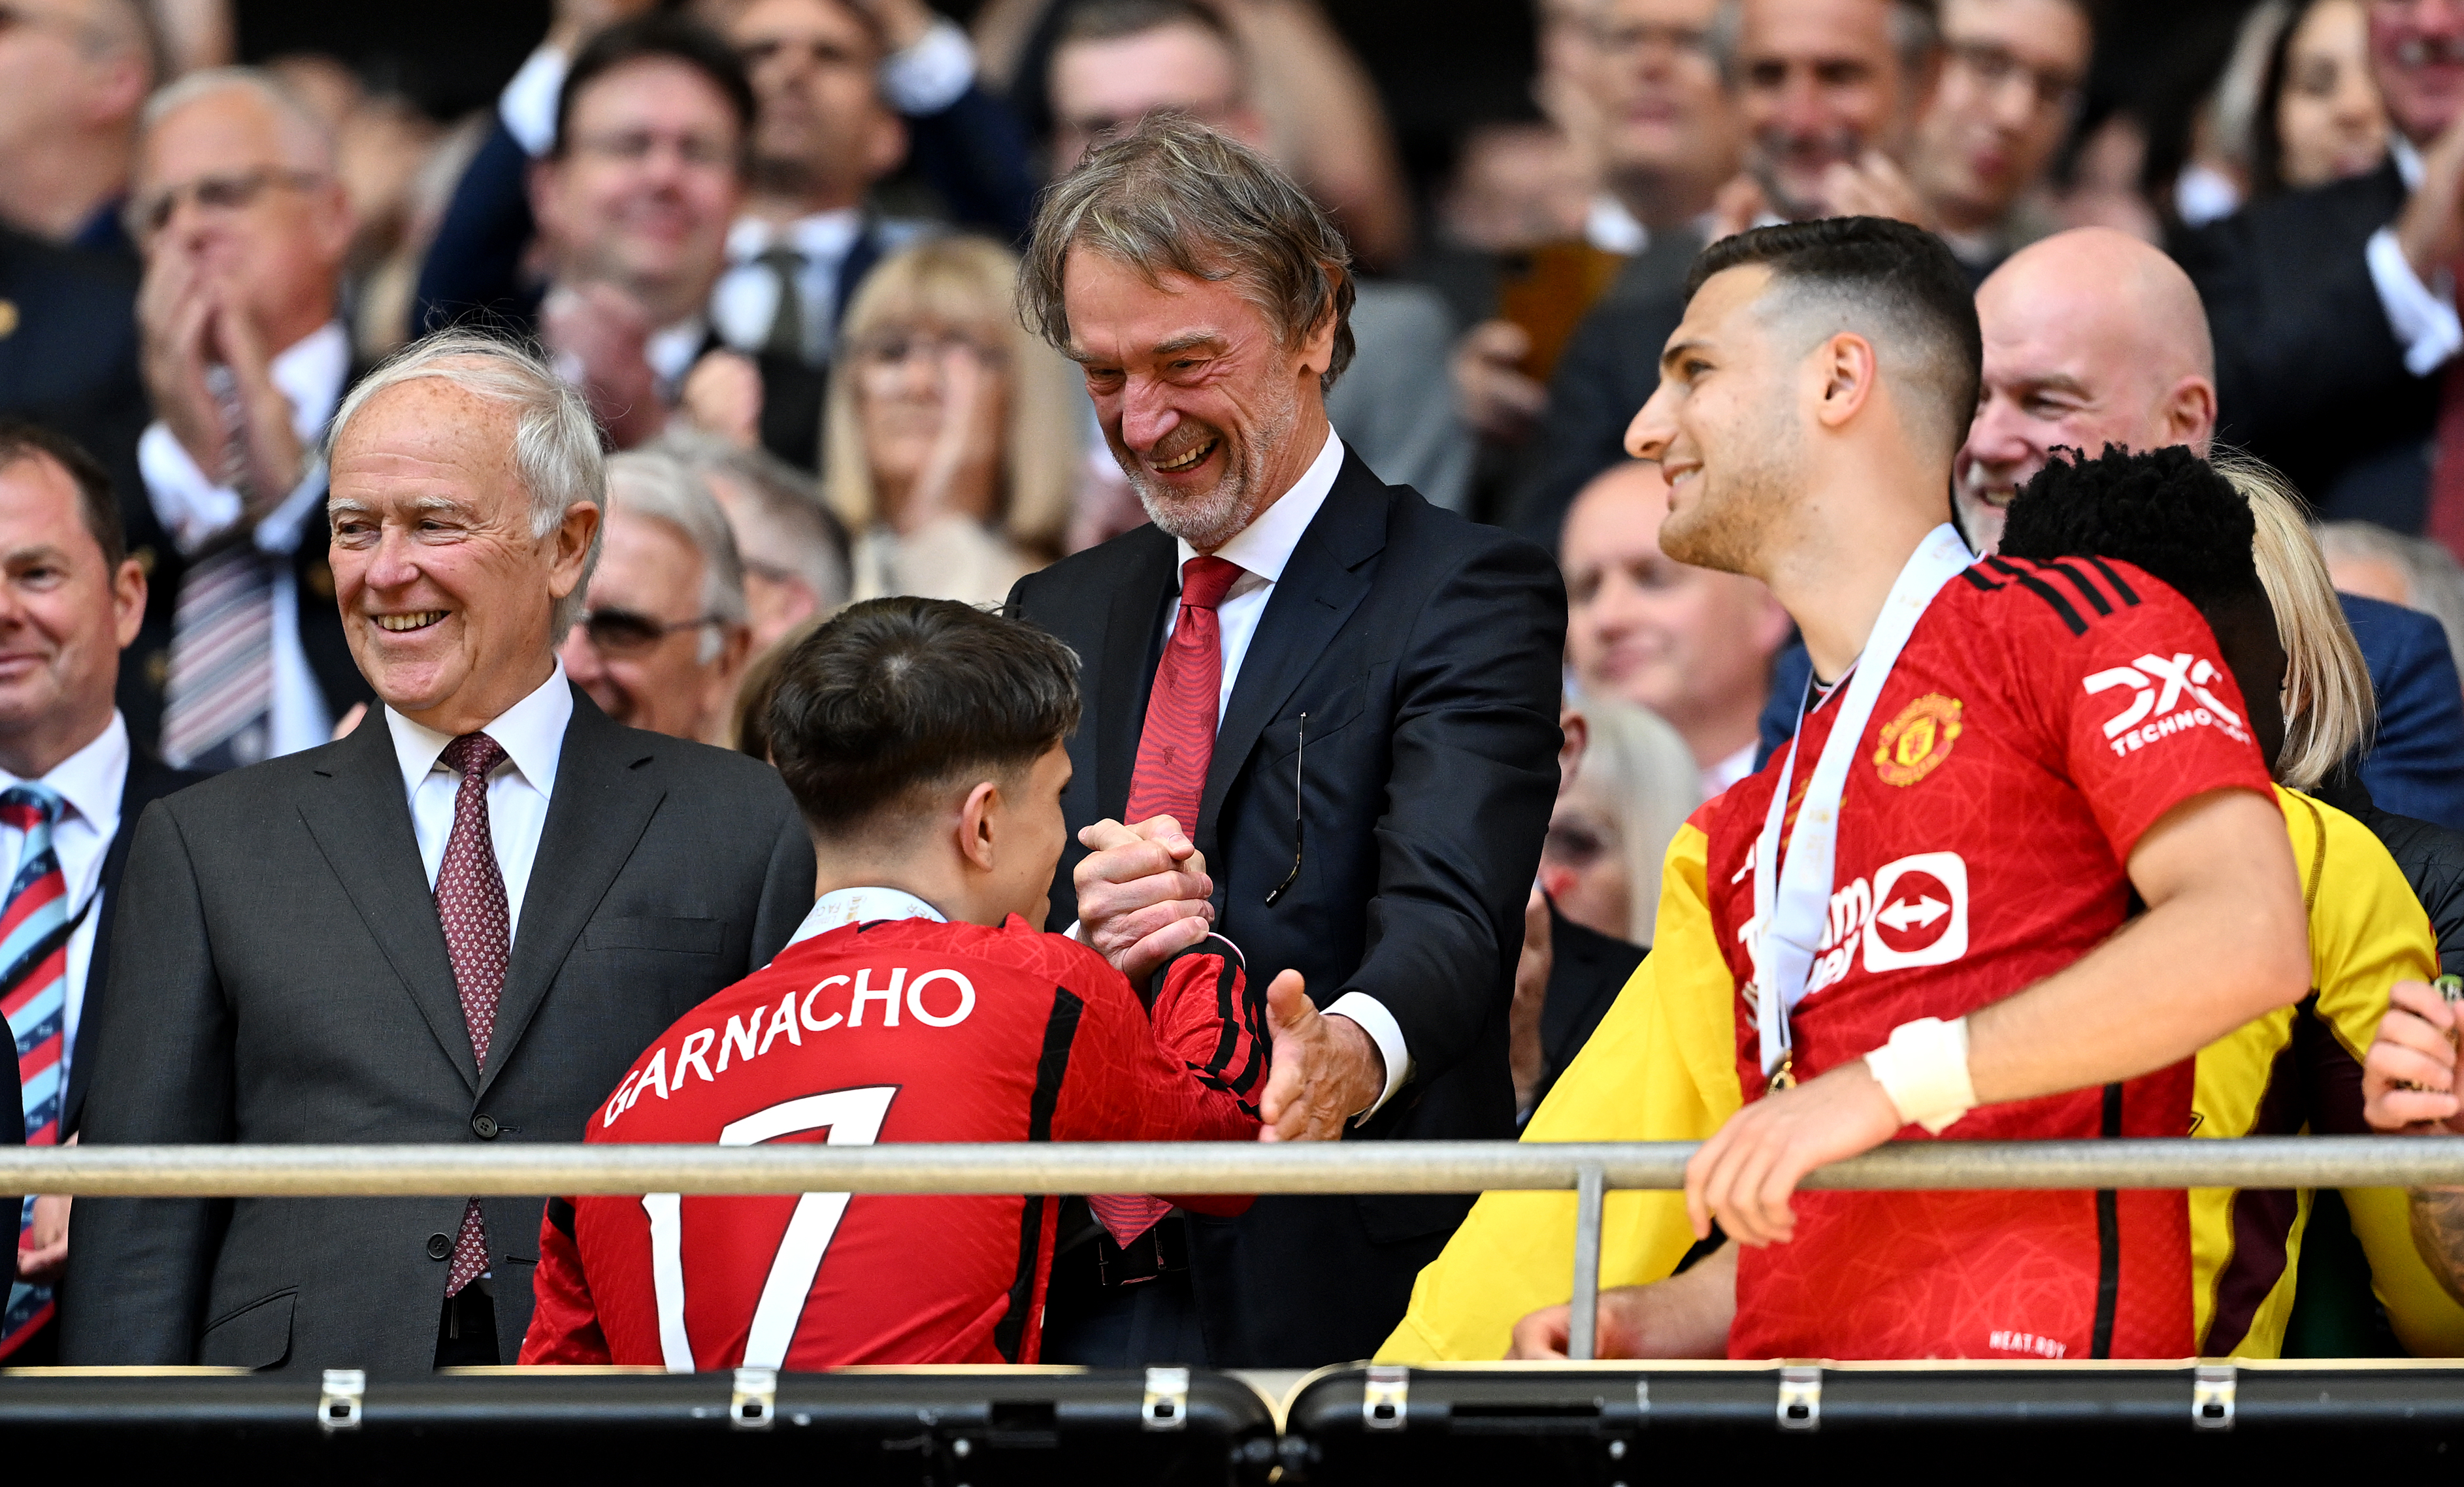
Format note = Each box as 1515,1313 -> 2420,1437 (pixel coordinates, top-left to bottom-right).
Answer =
605,448 -> 749,664
1566,696 -> 1703,946
2213,453 -> 2374,791
661,429 -> 851,613
1019,113 -> 1356,390
326,331 -> 608,635
2316,520 -> 2464,684
1707,0 -> 1940,86
140,66 -> 336,172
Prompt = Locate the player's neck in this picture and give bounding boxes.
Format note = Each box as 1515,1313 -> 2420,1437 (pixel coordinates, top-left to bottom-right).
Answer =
1762,501 -> 1945,681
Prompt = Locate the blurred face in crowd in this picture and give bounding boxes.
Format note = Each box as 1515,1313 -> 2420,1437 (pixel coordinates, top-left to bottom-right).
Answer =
1959,229 -> 2217,551
1585,0 -> 1739,188
699,467 -> 827,651
559,507 -> 749,742
0,0 -> 146,166
2368,0 -> 2464,145
133,85 -> 352,352
1539,772 -> 1635,943
851,316 -> 1011,532
1049,20 -> 1264,171
533,57 -> 744,319
328,379 -> 601,737
1562,461 -> 1790,768
1733,0 -> 1931,218
2324,546 -> 2416,604
1062,251 -> 1337,553
2279,0 -> 2390,188
727,0 -> 902,206
0,452 -> 144,776
1909,0 -> 2089,235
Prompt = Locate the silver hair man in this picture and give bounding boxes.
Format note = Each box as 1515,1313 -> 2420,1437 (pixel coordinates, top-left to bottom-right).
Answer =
604,449 -> 747,664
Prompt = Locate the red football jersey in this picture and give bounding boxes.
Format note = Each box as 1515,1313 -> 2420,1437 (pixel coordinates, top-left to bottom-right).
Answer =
1705,555 -> 2278,1361
518,913 -> 1266,1369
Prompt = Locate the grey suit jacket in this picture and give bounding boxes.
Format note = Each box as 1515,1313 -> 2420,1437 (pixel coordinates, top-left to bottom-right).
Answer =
59,686 -> 815,1375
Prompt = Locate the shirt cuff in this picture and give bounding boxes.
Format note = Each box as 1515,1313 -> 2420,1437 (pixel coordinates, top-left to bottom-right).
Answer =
1322,992 -> 1411,1122
137,421 -> 242,553
501,44 -> 569,157
2367,224 -> 2463,377
878,18 -> 976,117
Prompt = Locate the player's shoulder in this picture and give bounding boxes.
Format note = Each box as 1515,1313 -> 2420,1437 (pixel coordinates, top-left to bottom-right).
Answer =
1949,553 -> 2193,640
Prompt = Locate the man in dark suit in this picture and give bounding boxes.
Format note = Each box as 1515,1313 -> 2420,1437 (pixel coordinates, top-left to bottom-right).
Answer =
0,423 -> 199,1365
1007,117 -> 1564,1367
61,332 -> 815,1374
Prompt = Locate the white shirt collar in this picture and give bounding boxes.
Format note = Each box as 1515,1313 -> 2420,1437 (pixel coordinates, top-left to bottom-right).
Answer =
384,661 -> 575,802
0,711 -> 128,831
2395,133 -> 2425,191
1586,194 -> 1649,255
645,316 -> 710,389
788,885 -> 947,947
728,210 -> 864,266
1174,422 -> 1342,583
272,321 -> 352,444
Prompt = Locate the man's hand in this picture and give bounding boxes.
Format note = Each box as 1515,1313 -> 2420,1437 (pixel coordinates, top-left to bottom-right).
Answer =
1816,150 -> 1933,230
1707,174 -> 1769,244
2366,979 -> 2464,1132
540,282 -> 668,450
17,1193 -> 68,1286
2400,106 -> 2464,282
1509,888 -> 1551,1119
680,350 -> 764,448
213,299 -> 307,516
1453,321 -> 1547,444
1507,1244 -> 1737,1360
1074,815 -> 1215,986
138,244 -> 231,481
1257,970 -> 1385,1142
1683,1060 -> 1903,1246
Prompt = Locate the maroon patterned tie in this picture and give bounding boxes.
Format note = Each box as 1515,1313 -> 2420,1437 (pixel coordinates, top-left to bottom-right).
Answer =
435,732 -> 509,1298
1093,555 -> 1243,1252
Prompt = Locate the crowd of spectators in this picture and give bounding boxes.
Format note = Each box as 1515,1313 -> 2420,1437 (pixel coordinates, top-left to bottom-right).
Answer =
6,0 -> 2464,1376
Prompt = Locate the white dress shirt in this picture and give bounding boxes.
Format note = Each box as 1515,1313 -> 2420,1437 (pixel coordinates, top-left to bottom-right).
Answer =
0,713 -> 129,1102
386,663 -> 574,941
2365,136 -> 2464,377
1159,424 -> 1412,1118
137,320 -> 349,759
712,210 -> 865,363
1586,195 -> 1649,255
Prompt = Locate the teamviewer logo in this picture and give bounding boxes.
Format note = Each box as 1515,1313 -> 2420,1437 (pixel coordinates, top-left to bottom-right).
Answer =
1862,851 -> 1969,972
2084,653 -> 2250,757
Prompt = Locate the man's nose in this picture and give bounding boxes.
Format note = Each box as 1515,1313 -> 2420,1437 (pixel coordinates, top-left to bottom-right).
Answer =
1624,385 -> 1676,461
359,528 -> 425,592
1117,379 -> 1183,452
1772,71 -> 1831,139
1961,397 -> 2041,470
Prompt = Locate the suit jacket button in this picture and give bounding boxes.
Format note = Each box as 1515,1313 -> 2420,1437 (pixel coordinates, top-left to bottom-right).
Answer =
471,1114 -> 500,1139
426,1232 -> 452,1261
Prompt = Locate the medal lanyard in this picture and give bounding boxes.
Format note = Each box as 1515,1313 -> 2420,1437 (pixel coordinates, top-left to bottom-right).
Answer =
1752,523 -> 1974,1081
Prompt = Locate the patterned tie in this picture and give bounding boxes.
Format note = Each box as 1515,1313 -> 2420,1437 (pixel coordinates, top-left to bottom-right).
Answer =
1091,555 -> 1243,1251
757,245 -> 808,362
435,733 -> 510,1299
160,544 -> 276,772
0,784 -> 69,1355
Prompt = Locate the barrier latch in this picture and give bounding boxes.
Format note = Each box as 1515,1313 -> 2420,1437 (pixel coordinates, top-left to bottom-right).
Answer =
2193,1364 -> 2236,1431
318,1369 -> 365,1433
1142,1365 -> 1191,1431
1777,1365 -> 1821,1433
1362,1364 -> 1409,1431
731,1366 -> 778,1430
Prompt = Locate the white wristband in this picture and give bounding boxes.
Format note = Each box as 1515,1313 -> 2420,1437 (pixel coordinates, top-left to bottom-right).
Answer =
1862,1016 -> 1975,1135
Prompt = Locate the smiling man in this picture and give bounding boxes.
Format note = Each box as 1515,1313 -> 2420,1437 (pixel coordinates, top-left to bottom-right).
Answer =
62,331 -> 815,1375
1004,116 -> 1564,1368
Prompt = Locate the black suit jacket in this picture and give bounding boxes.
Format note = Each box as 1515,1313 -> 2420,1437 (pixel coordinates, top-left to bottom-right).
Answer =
2177,161 -> 2435,529
1006,447 -> 1566,1365
59,687 -> 815,1374
1529,903 -> 1648,1117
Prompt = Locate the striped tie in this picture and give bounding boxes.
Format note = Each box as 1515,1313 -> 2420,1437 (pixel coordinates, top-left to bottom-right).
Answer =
159,544 -> 275,773
0,783 -> 70,1356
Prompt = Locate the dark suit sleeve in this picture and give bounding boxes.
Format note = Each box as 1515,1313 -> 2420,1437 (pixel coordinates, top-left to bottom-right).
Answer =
59,801 -> 234,1365
902,84 -> 1039,244
1341,536 -> 1565,1089
2348,597 -> 2464,830
410,119 -> 540,336
746,796 -> 819,968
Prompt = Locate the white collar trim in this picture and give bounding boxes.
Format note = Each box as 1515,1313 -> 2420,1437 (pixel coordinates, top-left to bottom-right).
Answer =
789,885 -> 948,946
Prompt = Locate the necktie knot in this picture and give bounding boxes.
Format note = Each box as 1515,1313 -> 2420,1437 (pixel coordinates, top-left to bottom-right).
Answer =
0,783 -> 62,832
442,732 -> 506,783
1180,555 -> 1243,611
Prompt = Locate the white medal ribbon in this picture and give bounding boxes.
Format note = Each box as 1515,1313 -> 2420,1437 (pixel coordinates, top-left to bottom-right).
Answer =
1752,523 -> 1975,1079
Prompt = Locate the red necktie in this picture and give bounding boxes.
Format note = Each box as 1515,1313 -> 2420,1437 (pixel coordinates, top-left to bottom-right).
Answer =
1093,555 -> 1242,1252
2431,355 -> 2464,562
435,732 -> 510,1299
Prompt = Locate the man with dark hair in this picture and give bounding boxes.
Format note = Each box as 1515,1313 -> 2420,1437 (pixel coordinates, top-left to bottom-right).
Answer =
0,421 -> 200,1363
1009,114 -> 1564,1367
521,596 -> 1283,1369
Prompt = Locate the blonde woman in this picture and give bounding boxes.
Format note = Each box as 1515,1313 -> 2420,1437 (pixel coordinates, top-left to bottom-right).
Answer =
821,235 -> 1084,605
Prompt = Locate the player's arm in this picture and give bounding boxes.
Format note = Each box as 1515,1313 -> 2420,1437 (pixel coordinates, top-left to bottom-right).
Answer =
1147,935 -> 1271,1113
1505,1241 -> 1737,1362
516,1198 -> 612,1366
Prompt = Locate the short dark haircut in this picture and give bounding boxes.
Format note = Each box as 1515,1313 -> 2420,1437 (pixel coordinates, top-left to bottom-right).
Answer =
1684,216 -> 1983,460
1997,444 -> 2263,610
768,597 -> 1083,840
0,421 -> 127,570
552,13 -> 757,170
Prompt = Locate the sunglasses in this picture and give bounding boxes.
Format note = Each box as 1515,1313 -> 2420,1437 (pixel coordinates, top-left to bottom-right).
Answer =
572,608 -> 725,656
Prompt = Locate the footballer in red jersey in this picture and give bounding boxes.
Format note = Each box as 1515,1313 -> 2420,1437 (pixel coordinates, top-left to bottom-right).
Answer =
519,596 -> 1307,1371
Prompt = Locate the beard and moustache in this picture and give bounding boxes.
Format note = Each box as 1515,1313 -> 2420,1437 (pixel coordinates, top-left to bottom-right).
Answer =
1656,410 -> 1799,578
1107,375 -> 1306,552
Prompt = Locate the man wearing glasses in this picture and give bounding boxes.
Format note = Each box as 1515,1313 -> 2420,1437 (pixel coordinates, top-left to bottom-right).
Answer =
125,67 -> 373,767
1905,0 -> 2091,274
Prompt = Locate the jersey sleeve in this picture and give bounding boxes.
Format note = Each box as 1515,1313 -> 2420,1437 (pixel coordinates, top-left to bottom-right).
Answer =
2014,559 -> 2278,858
1148,934 -> 1270,1115
515,1198 -> 612,1366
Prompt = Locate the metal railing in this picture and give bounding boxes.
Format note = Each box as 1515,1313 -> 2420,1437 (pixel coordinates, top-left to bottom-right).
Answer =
12,1137 -> 2462,1362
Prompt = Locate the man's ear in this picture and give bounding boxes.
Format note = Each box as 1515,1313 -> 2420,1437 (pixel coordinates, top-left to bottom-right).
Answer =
957,779 -> 1001,872
2165,375 -> 2218,450
1296,268 -> 1343,383
1810,331 -> 1879,431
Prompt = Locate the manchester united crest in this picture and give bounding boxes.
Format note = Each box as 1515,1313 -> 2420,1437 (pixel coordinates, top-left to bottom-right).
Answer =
1873,693 -> 1963,787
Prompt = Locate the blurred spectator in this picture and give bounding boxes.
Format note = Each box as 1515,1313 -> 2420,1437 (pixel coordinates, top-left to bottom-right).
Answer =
148,0 -> 227,78
127,68 -> 376,765
2252,0 -> 2390,199
2048,108 -> 2165,242
665,431 -> 849,651
1043,0 -> 1473,510
1538,695 -> 1698,945
1907,0 -> 2092,268
821,235 -> 1076,606
355,114 -> 489,361
0,231 -> 147,590
2320,518 -> 2464,681
1561,459 -> 1790,798
559,448 -> 753,745
0,0 -> 157,255
2173,0 -> 2290,230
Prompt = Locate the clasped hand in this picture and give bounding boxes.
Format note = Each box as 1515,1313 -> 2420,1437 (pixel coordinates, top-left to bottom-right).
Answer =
2364,979 -> 2464,1133
1683,1058 -> 1905,1247
140,243 -> 306,518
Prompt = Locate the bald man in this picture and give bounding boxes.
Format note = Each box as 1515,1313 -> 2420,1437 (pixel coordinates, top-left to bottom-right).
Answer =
1754,226 -> 2464,826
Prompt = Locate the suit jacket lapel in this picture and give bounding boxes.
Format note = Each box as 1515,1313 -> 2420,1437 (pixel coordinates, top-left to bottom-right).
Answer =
1092,528 -> 1177,821
1197,452 -> 1388,857
482,688 -> 664,1100
295,716 -> 477,1089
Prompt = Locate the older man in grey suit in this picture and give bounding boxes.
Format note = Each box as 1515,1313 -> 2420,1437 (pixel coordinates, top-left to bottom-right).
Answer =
61,332 -> 815,1374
